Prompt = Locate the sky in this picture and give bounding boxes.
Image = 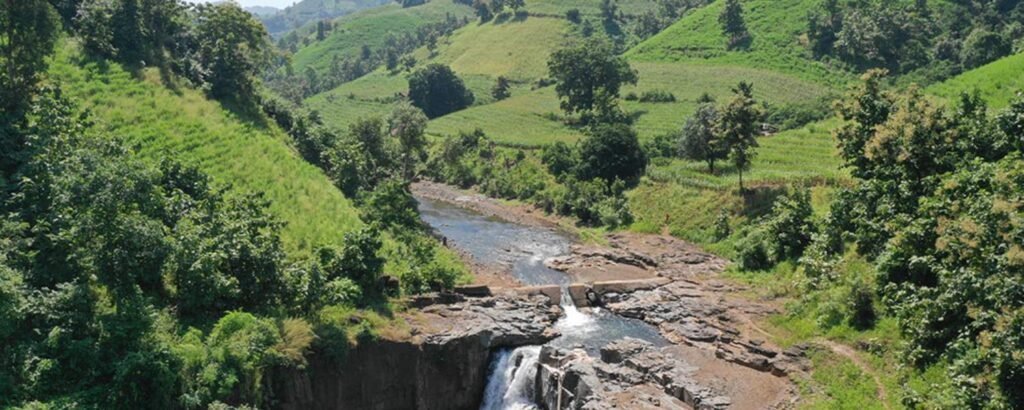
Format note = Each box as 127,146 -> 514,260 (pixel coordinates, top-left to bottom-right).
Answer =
191,0 -> 297,10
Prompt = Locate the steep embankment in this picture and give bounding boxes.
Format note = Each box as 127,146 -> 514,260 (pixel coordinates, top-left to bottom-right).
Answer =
48,42 -> 363,256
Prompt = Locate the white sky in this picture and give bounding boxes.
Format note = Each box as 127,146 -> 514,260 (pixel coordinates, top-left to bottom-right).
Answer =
190,0 -> 298,10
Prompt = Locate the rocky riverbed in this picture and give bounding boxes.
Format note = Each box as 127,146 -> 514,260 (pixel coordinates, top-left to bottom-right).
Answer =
278,182 -> 805,409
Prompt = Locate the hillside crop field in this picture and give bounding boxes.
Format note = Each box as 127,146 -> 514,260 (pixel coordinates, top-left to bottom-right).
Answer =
49,43 -> 364,256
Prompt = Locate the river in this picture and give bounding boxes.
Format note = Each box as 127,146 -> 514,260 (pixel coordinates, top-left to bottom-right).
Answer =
416,196 -> 669,409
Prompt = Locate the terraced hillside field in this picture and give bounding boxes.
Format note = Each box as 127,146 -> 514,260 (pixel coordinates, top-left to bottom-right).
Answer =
49,43 -> 364,256
292,1 -> 474,73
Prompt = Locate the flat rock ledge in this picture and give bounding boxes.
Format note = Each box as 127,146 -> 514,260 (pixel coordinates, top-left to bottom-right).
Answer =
602,281 -> 811,377
535,338 -> 731,410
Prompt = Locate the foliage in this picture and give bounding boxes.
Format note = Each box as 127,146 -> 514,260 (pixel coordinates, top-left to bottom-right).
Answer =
492,76 -> 512,101
718,0 -> 749,49
762,188 -> 816,261
407,63 -> 475,118
541,141 -> 578,180
193,2 -> 271,103
359,179 -> 421,231
575,123 -> 648,184
548,37 -> 638,117
679,101 -> 725,173
715,82 -> 761,191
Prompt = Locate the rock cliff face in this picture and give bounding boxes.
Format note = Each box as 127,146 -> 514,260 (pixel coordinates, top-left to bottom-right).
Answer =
273,294 -> 559,410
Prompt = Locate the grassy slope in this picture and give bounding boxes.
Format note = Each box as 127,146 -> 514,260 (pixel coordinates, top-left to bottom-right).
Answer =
308,15 -> 577,140
49,43 -> 363,256
430,0 -> 839,145
626,0 -> 846,86
292,1 -> 474,73
927,52 -> 1024,109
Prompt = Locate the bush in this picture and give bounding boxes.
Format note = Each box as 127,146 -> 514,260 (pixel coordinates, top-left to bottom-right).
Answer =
566,8 -> 581,23
407,64 -> 475,118
642,133 -> 678,159
358,179 -> 420,230
763,188 -> 817,261
846,280 -> 876,329
638,90 -> 676,103
575,123 -> 647,185
735,229 -> 773,271
713,210 -> 730,241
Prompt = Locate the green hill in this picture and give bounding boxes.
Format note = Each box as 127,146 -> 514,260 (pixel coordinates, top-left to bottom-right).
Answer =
928,52 -> 1024,109
292,1 -> 474,73
48,42 -> 364,256
259,0 -> 392,36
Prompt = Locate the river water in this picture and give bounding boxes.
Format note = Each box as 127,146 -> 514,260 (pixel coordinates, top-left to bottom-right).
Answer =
416,196 -> 668,409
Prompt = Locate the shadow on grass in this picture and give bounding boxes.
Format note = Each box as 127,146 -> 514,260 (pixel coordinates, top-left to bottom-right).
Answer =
740,184 -> 788,219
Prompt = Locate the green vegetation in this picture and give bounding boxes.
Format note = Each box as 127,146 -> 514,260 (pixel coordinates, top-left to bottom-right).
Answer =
257,0 -> 391,36
49,43 -> 362,255
928,52 -> 1024,109
289,1 -> 473,73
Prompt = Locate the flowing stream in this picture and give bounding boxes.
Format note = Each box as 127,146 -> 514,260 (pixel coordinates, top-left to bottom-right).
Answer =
417,196 -> 668,409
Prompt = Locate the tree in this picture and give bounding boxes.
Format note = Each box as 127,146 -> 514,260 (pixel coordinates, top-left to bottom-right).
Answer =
389,103 -> 429,178
492,76 -> 512,100
508,0 -> 525,12
0,0 -> 59,177
960,28 -> 1011,69
575,123 -> 648,184
715,82 -> 760,191
547,37 -> 637,117
718,0 -> 749,49
407,64 -> 475,119
194,2 -> 270,102
679,101 -> 726,173
474,0 -> 493,22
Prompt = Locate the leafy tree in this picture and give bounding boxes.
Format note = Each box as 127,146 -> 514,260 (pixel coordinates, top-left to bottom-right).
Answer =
507,0 -> 525,12
679,101 -> 726,173
600,0 -> 618,23
575,123 -> 648,184
389,103 -> 429,178
0,0 -> 59,177
541,141 -> 578,179
762,188 -> 816,260
960,28 -> 1011,69
719,0 -> 749,49
492,76 -> 512,101
474,0 -> 493,22
407,63 -> 475,119
359,179 -> 421,230
548,37 -> 637,117
715,82 -> 760,191
193,2 -> 271,102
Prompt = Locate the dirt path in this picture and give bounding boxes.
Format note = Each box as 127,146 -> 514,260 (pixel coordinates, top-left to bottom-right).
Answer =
817,339 -> 890,409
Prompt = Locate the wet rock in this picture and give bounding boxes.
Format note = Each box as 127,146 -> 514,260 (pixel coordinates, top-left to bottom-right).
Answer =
600,337 -> 653,364
535,342 -> 729,410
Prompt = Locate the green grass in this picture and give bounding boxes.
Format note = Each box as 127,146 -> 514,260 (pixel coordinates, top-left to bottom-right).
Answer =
49,42 -> 364,257
291,1 -> 474,73
430,17 -> 573,82
626,0 -> 849,86
525,0 -> 659,17
927,52 -> 1024,109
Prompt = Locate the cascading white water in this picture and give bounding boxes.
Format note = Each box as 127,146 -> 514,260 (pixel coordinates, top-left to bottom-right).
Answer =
479,346 -> 542,410
555,286 -> 595,332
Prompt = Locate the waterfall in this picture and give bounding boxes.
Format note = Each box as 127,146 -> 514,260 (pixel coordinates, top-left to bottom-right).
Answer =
480,346 -> 542,410
555,285 -> 595,332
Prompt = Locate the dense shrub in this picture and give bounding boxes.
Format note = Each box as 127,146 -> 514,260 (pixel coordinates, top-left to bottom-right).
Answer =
408,64 -> 475,118
575,123 -> 648,184
541,141 -> 578,179
762,188 -> 817,261
735,228 -> 773,271
638,90 -> 676,103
